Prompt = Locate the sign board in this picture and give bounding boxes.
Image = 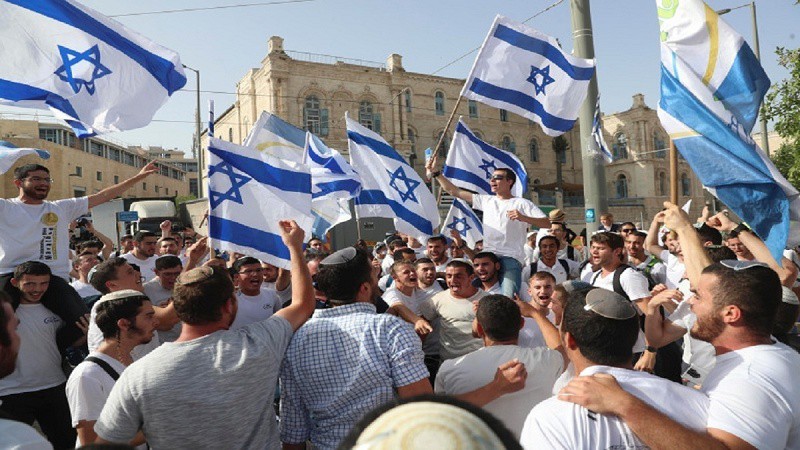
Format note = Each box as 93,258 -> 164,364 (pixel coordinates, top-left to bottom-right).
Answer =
585,208 -> 596,223
117,211 -> 139,222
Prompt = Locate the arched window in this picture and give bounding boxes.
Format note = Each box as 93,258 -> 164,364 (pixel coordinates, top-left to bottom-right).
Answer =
359,101 -> 381,134
434,91 -> 445,116
304,95 -> 321,134
404,90 -> 412,113
408,127 -> 416,152
657,172 -> 667,196
500,109 -> 508,122
529,139 -> 539,162
501,136 -> 516,154
615,174 -> 628,198
613,132 -> 628,160
681,173 -> 691,196
654,132 -> 667,159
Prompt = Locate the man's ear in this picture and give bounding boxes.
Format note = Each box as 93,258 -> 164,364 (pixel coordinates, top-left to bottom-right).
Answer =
10,278 -> 19,288
519,316 -> 525,330
563,331 -> 579,350
117,318 -> 131,332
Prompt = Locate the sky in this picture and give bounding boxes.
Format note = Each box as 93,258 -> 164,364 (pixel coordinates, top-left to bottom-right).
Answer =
2,0 -> 798,154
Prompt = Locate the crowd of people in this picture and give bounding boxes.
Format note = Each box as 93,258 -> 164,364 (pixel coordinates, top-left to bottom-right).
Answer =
0,161 -> 799,449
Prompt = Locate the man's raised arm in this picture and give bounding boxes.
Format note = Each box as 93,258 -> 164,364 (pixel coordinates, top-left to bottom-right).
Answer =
88,161 -> 158,208
275,220 -> 315,330
426,158 -> 473,204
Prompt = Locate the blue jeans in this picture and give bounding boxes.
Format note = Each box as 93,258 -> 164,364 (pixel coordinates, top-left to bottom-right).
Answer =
498,256 -> 522,298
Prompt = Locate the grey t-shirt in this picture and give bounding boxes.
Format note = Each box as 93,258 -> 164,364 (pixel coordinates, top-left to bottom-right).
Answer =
95,315 -> 293,449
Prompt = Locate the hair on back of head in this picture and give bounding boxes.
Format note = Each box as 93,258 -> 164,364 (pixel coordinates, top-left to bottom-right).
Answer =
314,248 -> 372,305
476,295 -> 521,342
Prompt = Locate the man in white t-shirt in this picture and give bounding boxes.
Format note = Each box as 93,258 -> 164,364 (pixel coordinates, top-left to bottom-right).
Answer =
66,290 -> 157,447
522,288 -> 708,449
437,294 -> 564,438
473,252 -> 502,294
70,253 -> 101,298
519,271 -> 558,349
229,257 -> 283,330
431,166 -> 549,297
415,258 -> 444,299
425,235 -> 451,274
560,202 -> 800,450
626,231 -> 666,288
120,231 -> 159,282
142,255 -> 183,343
528,235 -> 579,284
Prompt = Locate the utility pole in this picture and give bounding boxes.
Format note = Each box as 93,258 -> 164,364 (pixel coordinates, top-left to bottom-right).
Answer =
183,64 -> 203,198
570,0 -> 607,237
749,2 -> 769,154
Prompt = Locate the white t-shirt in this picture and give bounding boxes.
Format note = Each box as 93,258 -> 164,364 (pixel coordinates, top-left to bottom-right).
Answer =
418,282 -> 444,299
70,279 -> 101,298
660,249 -> 685,289
120,252 -> 158,282
0,197 -> 88,279
142,279 -> 181,343
229,289 -> 283,330
526,258 -> 580,284
667,299 -> 716,385
589,267 -> 650,353
472,195 -> 545,263
0,418 -> 52,450
383,287 -> 440,356
521,365 -> 709,449
436,345 -> 563,438
518,310 -> 557,349
420,289 -> 486,360
0,304 -> 65,396
66,352 -> 125,426
88,298 -> 160,361
631,254 -> 667,286
702,343 -> 800,450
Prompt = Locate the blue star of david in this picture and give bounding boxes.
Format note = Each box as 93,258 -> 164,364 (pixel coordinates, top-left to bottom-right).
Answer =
208,161 -> 251,209
446,217 -> 472,238
54,45 -> 112,95
386,166 -> 420,203
526,65 -> 555,96
477,159 -> 497,179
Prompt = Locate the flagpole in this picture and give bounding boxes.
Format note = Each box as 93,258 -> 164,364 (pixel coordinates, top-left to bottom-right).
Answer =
344,111 -> 363,240
431,94 -> 465,205
669,139 -> 678,204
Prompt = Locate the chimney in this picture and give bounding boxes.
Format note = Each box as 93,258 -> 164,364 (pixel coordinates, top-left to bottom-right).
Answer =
632,93 -> 646,109
268,36 -> 285,55
387,53 -> 404,72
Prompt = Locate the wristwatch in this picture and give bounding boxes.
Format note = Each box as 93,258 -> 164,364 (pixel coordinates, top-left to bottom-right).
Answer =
732,222 -> 750,234
430,170 -> 442,178
645,345 -> 658,353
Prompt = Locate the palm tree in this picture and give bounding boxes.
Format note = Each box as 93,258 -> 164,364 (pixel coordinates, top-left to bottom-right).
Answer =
552,135 -> 568,196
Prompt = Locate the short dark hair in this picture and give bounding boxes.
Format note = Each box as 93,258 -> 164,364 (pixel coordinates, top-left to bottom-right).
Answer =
77,240 -> 103,252
445,259 -> 474,276
13,164 -> 49,180
620,222 -> 636,230
702,263 -> 781,337
232,256 -> 261,273
157,237 -> 177,245
390,260 -> 415,276
90,257 -> 130,294
705,246 -> 736,262
476,295 -> 521,341
538,235 -> 559,248
530,271 -> 557,284
393,248 -> 416,261
308,237 -> 322,244
426,235 -> 447,246
387,238 -> 407,251
495,167 -> 516,187
0,291 -> 12,347
414,257 -> 434,267
155,255 -> 182,271
120,234 -> 133,242
562,288 -> 640,366
472,251 -> 499,264
95,295 -> 149,339
173,267 -> 234,325
550,222 -> 566,231
629,231 -> 648,240
726,230 -> 742,240
133,231 -> 156,242
591,232 -> 624,250
315,248 -> 372,305
697,224 -> 723,245
13,261 -> 51,280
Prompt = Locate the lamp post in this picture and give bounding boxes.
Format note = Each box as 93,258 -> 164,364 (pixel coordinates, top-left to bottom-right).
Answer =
182,64 -> 203,197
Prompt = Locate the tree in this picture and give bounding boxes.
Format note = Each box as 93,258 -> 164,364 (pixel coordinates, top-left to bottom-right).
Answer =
552,135 -> 568,194
762,47 -> 800,188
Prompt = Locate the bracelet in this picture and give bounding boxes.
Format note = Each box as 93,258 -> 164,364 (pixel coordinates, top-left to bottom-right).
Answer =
732,223 -> 750,234
430,171 -> 441,178
458,242 -> 467,249
645,345 -> 658,353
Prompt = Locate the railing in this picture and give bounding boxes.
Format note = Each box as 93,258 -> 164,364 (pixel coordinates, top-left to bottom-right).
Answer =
284,50 -> 386,70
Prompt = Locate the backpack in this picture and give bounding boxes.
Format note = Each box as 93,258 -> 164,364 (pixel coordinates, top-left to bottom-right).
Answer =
637,257 -> 663,290
531,259 -> 573,280
590,265 -> 633,300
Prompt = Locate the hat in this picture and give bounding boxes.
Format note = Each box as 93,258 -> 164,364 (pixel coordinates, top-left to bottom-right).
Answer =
98,289 -> 149,304
782,286 -> 800,306
583,288 -> 638,320
320,247 -> 358,266
562,280 -> 592,293
177,266 -> 215,286
549,209 -> 566,222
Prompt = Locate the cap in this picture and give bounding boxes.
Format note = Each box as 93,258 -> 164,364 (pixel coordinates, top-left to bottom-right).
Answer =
177,266 -> 215,286
320,247 -> 358,266
549,208 -> 566,222
782,286 -> 800,306
583,288 -> 638,320
98,289 -> 149,304
562,280 -> 592,293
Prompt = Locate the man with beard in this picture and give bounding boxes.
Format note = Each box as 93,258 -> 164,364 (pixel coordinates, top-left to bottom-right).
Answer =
120,231 -> 159,282
96,220 -> 315,449
518,272 -> 558,349
66,290 -> 157,447
473,252 -> 502,294
415,258 -> 443,298
426,235 -> 451,274
0,163 -> 157,355
561,202 -> 800,450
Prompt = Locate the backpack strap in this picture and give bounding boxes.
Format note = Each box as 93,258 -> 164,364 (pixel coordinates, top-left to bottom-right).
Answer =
558,259 -> 570,277
612,265 -> 632,301
85,356 -> 120,381
567,246 -> 575,260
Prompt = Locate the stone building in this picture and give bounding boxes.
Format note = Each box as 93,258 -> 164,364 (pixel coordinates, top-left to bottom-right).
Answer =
209,36 -> 707,227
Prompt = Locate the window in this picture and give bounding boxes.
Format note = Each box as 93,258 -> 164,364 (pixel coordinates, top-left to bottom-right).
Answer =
434,91 -> 445,116
74,166 -> 82,177
39,129 -> 58,144
404,90 -> 412,113
142,182 -> 147,191
654,132 -> 667,159
436,131 -> 450,157
613,132 -> 628,160
228,128 -> 233,142
615,174 -> 628,198
408,128 -> 416,152
469,100 -> 478,118
500,109 -> 509,122
114,175 -> 119,184
90,141 -> 104,157
155,186 -> 160,194
359,101 -> 381,134
529,139 -> 539,162
501,136 -> 516,154
73,187 -> 86,197
96,171 -> 102,181
165,188 -> 169,195
681,173 -> 691,196
122,152 -> 135,166
189,178 -> 199,197
304,96 -> 321,135
657,172 -> 667,196
108,148 -> 121,162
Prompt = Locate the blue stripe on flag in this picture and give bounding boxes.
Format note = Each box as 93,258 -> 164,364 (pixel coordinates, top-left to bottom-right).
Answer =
713,44 -> 770,133
468,78 -> 576,133
347,130 -> 407,165
456,121 -> 528,184
357,189 -> 434,235
7,0 -> 186,94
209,215 -> 290,260
308,149 -> 347,175
451,198 -> 484,235
313,179 -> 362,199
494,24 -> 595,81
443,166 -> 491,194
0,78 -> 94,137
208,144 -> 310,194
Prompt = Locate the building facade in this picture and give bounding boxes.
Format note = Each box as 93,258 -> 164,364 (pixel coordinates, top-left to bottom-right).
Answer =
208,36 -> 707,227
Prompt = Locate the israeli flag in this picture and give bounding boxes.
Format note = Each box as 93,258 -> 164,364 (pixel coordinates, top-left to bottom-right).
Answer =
592,97 -> 613,164
347,116 -> 440,240
461,15 -> 595,137
444,119 -> 528,198
0,0 -> 186,137
0,141 -> 50,174
243,111 -> 306,163
207,137 -> 313,270
443,199 -> 483,248
657,0 -> 800,259
305,132 -> 362,238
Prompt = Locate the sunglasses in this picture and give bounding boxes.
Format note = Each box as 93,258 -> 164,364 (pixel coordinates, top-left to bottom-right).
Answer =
490,175 -> 507,181
620,228 -> 635,233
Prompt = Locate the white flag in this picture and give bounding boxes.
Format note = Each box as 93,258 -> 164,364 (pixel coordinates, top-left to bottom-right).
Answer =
0,141 -> 50,174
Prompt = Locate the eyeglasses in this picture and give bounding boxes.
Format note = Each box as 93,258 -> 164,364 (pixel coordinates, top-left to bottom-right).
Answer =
490,175 -> 506,181
23,176 -> 54,184
719,259 -> 769,271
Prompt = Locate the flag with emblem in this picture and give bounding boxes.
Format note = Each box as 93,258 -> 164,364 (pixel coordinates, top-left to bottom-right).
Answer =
0,0 -> 186,137
0,141 -> 50,174
243,111 -> 306,163
656,0 -> 799,259
346,116 -> 440,240
443,119 -> 528,197
461,15 -> 595,137
443,198 -> 483,248
207,137 -> 313,269
592,96 -> 613,163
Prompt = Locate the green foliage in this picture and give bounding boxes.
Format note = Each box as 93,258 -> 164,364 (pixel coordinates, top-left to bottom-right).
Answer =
174,195 -> 197,205
552,135 -> 568,154
763,47 -> 800,189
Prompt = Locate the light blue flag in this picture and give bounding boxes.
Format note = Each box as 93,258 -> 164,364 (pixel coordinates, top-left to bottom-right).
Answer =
347,116 -> 440,240
657,0 -> 800,259
592,96 -> 613,164
0,0 -> 186,137
208,100 -> 215,138
305,132 -> 362,239
443,119 -> 528,197
207,137 -> 313,269
0,141 -> 50,174
461,15 -> 595,137
443,198 -> 483,248
243,111 -> 306,163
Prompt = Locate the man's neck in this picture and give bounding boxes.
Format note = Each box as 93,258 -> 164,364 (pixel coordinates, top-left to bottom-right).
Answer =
712,332 -> 774,356
131,250 -> 149,261
482,279 -> 499,290
97,338 -> 136,366
539,256 -> 557,268
177,323 -> 228,342
432,255 -> 447,265
601,261 -> 622,275
396,284 -> 415,296
628,253 -> 647,265
484,337 -> 518,347
572,357 -> 633,375
78,273 -> 91,283
418,281 -> 433,290
239,288 -> 260,297
495,192 -> 512,200
18,297 -> 41,305
450,287 -> 478,299
16,194 -> 44,205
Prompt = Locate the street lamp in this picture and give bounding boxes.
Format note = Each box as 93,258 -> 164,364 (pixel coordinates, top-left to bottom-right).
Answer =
182,64 -> 203,197
717,2 -> 770,154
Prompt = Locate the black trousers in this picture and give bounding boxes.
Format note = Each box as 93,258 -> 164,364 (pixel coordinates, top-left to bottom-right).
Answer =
0,383 -> 76,450
0,273 -> 89,353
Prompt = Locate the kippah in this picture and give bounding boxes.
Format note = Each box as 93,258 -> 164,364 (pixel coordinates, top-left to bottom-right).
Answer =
561,280 -> 592,293
782,286 -> 800,306
320,247 -> 357,266
177,266 -> 214,285
583,288 -> 638,320
98,289 -> 149,304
